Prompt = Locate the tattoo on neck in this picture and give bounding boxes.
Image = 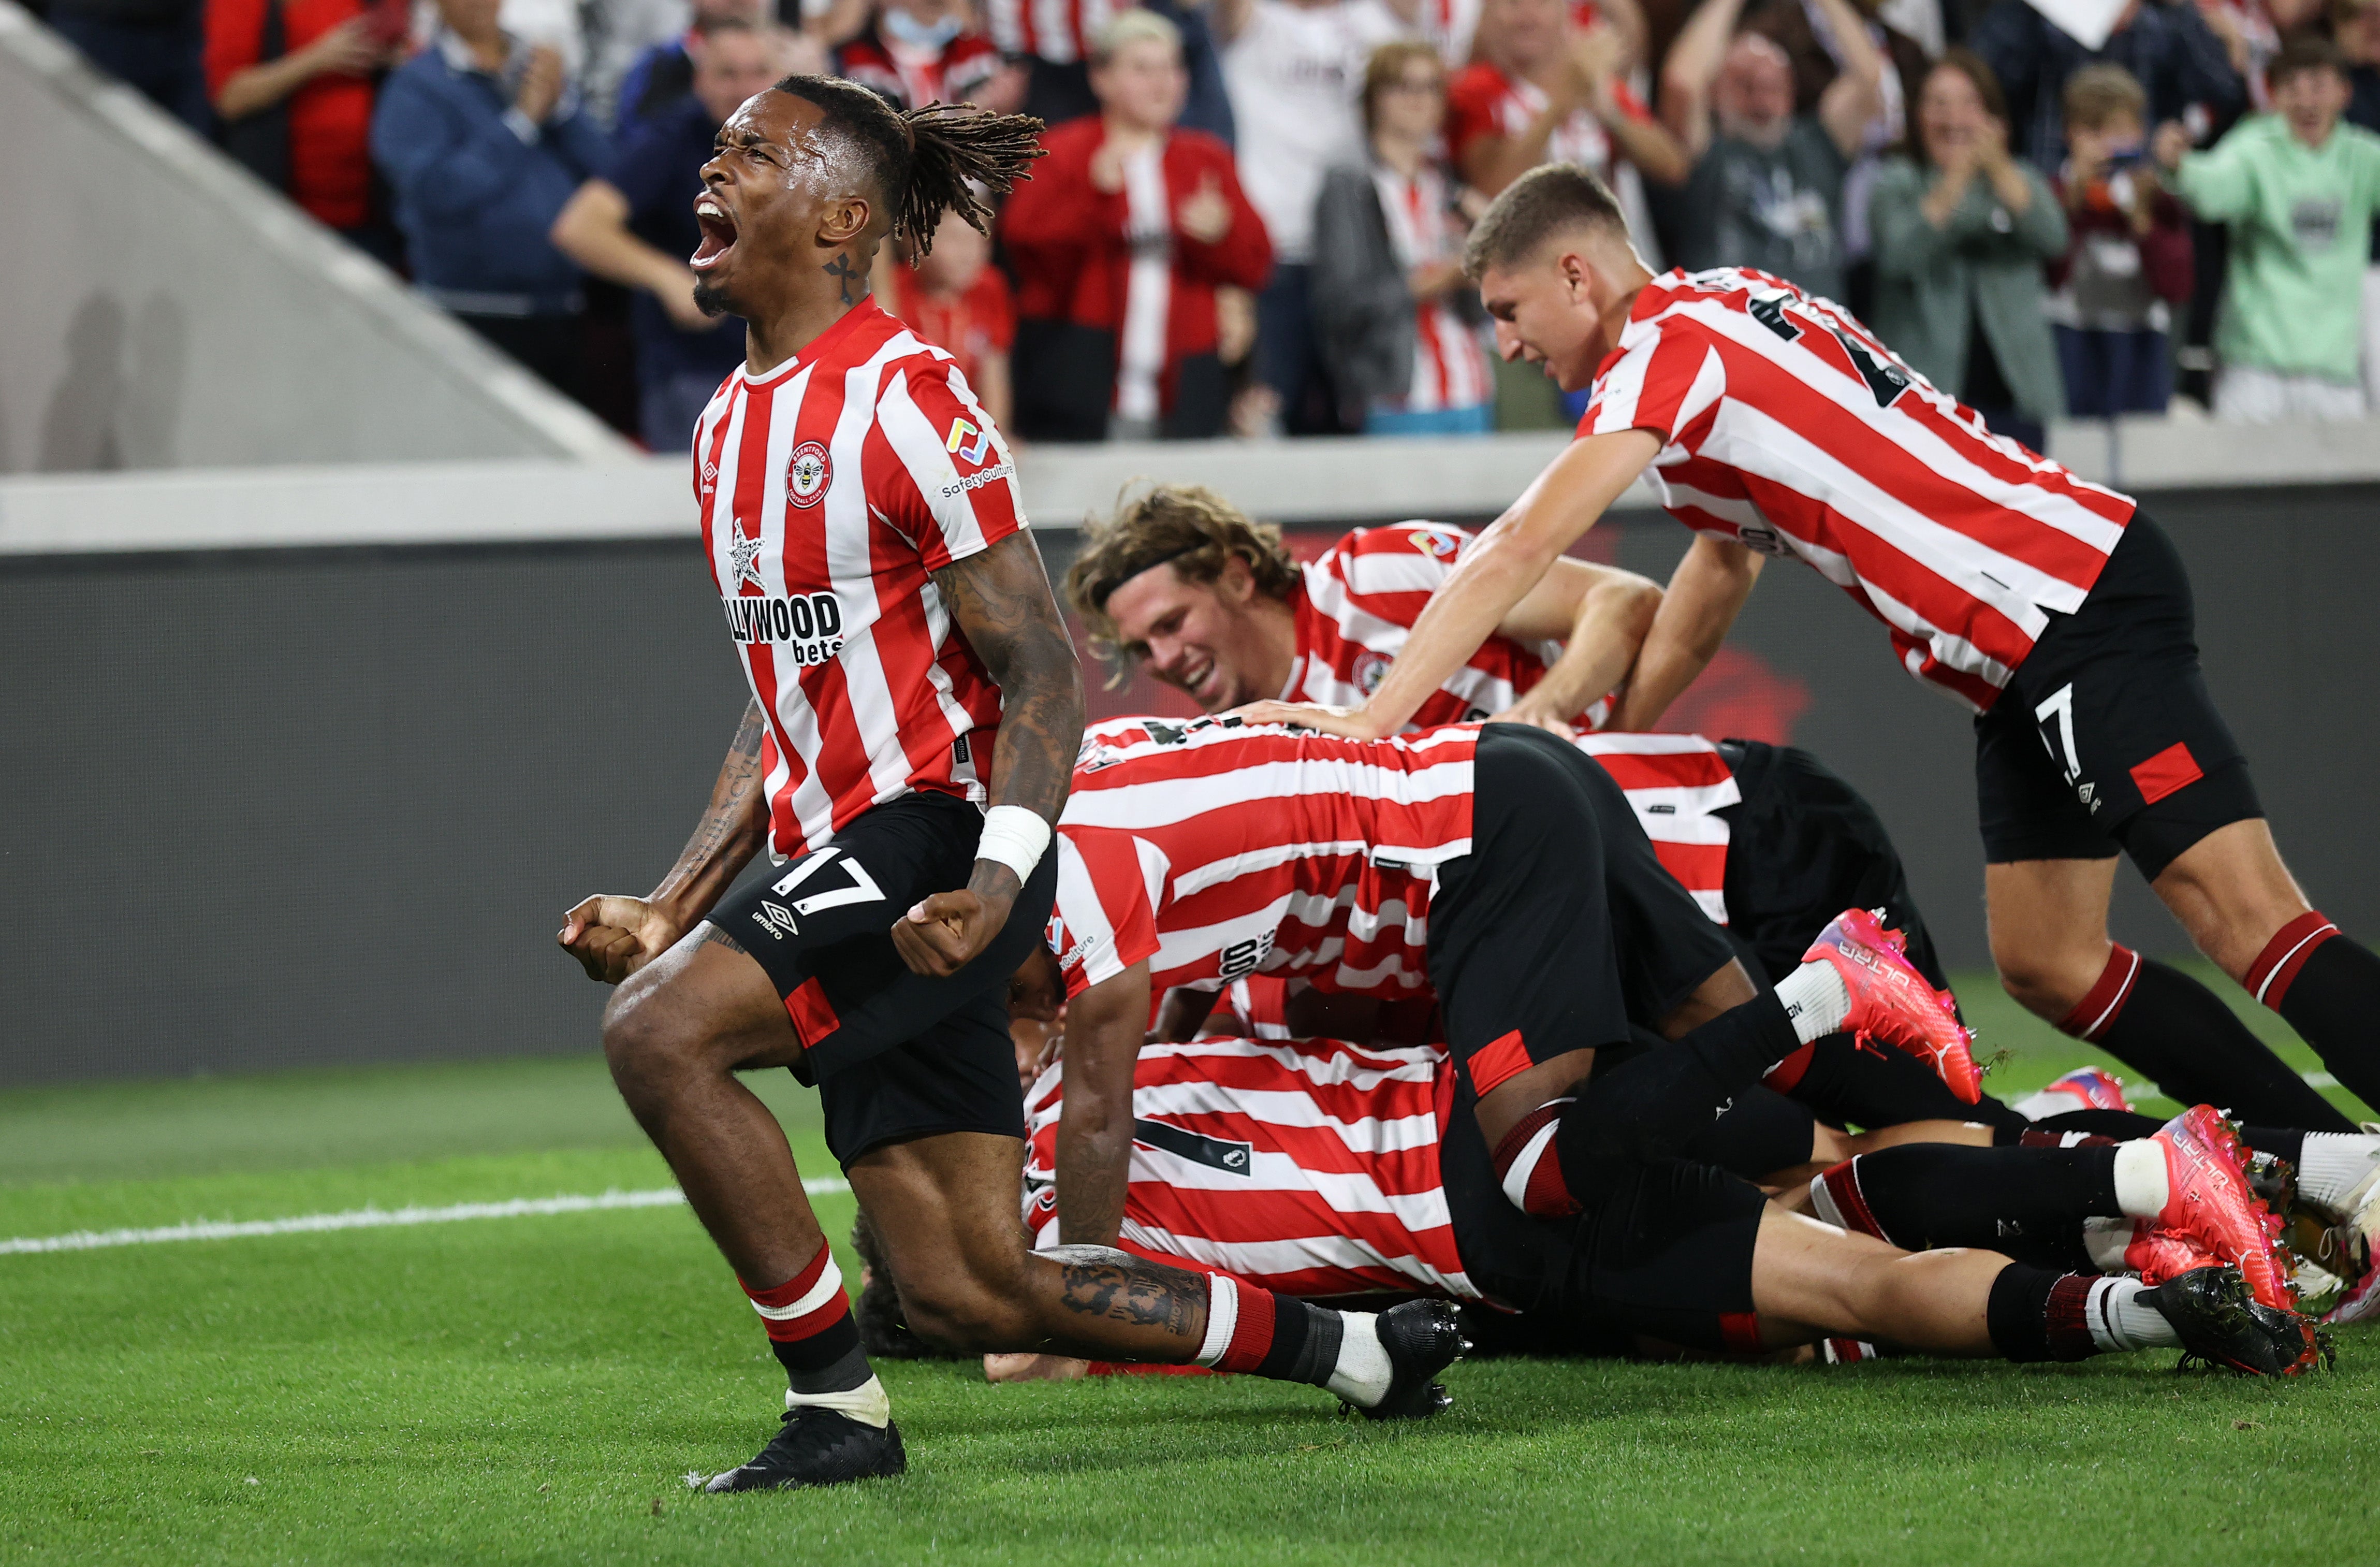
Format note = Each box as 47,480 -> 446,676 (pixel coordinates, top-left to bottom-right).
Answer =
823,254 -> 864,306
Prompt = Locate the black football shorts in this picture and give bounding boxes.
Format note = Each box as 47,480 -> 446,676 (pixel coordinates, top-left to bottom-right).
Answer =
1975,511 -> 2261,881
1429,724 -> 1740,1103
706,789 -> 1056,1166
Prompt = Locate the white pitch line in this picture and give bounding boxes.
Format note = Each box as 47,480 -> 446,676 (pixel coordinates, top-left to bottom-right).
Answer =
1,1177 -> 851,1257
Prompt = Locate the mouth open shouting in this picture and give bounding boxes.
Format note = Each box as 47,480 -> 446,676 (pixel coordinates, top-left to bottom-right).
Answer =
692,194 -> 739,273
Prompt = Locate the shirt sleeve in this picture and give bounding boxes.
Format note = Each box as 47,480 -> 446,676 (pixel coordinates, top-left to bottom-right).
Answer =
1051,829 -> 1163,998
870,356 -> 1028,571
1580,315 -> 1720,445
204,0 -> 267,101
1443,67 -> 1503,169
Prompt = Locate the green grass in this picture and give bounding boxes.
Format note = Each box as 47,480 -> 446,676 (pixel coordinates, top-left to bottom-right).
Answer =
3,970 -> 2375,1566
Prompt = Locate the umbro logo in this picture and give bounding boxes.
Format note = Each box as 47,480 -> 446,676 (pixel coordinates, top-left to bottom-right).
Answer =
752,903 -> 799,940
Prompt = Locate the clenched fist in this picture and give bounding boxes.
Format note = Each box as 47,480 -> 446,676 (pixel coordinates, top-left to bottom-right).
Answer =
558,894 -> 686,984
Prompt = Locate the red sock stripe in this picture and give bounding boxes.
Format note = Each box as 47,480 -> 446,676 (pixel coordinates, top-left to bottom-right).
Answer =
1214,1285 -> 1277,1374
2248,912 -> 2340,1008
1763,1042 -> 1816,1093
2056,945 -> 2141,1042
1490,1100 -> 1580,1217
740,1249 -> 850,1343
2044,1272 -> 2099,1359
1819,1159 -> 1885,1240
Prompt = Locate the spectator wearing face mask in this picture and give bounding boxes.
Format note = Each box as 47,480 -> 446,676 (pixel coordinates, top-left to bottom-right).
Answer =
2157,36 -> 2380,419
883,208 -> 1018,428
549,14 -> 782,449
1002,8 -> 1273,440
373,0 -> 612,398
1658,0 -> 1883,303
835,0 -> 1018,111
1868,49 -> 2068,449
2047,64 -> 2192,418
1312,39 -> 1495,434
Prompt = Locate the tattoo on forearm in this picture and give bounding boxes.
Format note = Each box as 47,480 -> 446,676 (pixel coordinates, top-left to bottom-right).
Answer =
931,537 -> 1085,828
823,254 -> 864,307
665,700 -> 768,886
1057,1259 -> 1203,1338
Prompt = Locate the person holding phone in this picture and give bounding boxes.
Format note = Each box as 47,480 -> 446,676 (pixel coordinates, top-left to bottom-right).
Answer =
206,0 -> 408,251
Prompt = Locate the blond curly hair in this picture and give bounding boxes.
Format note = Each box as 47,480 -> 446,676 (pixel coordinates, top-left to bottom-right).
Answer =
1062,484 -> 1301,687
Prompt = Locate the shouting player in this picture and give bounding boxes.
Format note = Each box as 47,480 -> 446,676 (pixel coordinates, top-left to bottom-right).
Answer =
556,78 -> 1464,1493
1061,485 -> 2349,1132
1234,163 -> 2380,1131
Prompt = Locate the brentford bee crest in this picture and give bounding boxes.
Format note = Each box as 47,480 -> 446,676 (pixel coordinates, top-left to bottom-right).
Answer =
785,441 -> 830,506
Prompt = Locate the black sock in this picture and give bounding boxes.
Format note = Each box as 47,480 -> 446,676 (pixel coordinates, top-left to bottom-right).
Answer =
1984,1263 -> 2100,1362
2275,937 -> 2380,1115
2086,957 -> 2350,1130
2239,1124 -> 2306,1166
1994,1108 -> 2163,1144
1789,1033 -> 2027,1133
1255,1298 -> 1345,1386
770,1313 -> 871,1397
1556,993 -> 1799,1206
1839,1144 -> 2121,1251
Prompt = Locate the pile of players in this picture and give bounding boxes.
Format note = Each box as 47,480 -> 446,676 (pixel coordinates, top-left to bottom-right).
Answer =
917,487 -> 2380,1392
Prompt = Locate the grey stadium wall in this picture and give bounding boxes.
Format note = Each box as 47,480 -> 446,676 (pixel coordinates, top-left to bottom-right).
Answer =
5,480 -> 2378,1086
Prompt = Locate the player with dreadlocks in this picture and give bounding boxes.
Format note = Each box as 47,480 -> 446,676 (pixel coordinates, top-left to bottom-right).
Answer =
556,77 -> 1468,1493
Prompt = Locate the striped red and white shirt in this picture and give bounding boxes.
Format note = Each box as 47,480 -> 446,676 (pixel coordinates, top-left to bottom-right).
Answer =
1285,522 -> 1611,730
1371,166 -> 1493,415
693,300 -> 1027,857
1023,1035 -> 1476,1301
985,0 -> 1118,62
1284,525 -> 1738,920
1582,268 -> 2135,712
1052,718 -> 1479,1006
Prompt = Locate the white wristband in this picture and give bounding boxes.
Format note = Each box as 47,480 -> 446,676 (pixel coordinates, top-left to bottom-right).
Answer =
975,805 -> 1052,883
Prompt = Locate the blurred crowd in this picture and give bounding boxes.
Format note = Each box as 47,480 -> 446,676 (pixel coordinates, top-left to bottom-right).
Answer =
33,0 -> 2380,448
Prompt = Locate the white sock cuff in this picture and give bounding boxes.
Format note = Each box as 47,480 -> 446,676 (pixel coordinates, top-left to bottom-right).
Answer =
2085,1276 -> 2180,1352
1776,961 -> 1853,1045
2112,1140 -> 2170,1220
2082,1215 -> 2135,1273
2298,1132 -> 2380,1209
1194,1272 -> 1240,1367
1807,1172 -> 1848,1229
750,1255 -> 846,1321
786,1372 -> 890,1428
1498,1119 -> 1565,1210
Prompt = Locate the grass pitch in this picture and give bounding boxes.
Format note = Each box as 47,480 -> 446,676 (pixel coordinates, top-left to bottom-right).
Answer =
5,970 -> 2377,1566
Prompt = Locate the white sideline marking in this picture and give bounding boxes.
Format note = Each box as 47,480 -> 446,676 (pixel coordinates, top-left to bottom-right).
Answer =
1,1178 -> 851,1256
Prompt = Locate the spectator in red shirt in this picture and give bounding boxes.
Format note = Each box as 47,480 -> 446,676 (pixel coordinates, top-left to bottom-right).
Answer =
1001,8 -> 1273,441
1446,0 -> 1689,198
207,0 -> 405,243
884,208 -> 1018,428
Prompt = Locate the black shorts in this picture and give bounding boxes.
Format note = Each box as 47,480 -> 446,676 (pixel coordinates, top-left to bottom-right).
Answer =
1442,1089 -> 1769,1354
1429,725 -> 1739,1100
1976,511 -> 2262,880
1715,739 -> 1949,991
707,790 -> 1057,1167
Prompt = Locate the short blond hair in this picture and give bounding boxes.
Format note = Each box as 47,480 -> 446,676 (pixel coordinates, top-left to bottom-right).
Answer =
1063,484 -> 1300,685
1090,7 -> 1180,65
2062,64 -> 2145,130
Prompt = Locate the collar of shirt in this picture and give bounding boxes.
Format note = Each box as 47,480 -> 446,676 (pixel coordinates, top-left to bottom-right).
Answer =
436,26 -> 528,82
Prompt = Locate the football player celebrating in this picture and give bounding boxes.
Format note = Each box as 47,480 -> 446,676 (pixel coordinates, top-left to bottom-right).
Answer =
1062,484 -> 2351,1134
556,79 -> 1464,1493
1233,163 -> 2380,1131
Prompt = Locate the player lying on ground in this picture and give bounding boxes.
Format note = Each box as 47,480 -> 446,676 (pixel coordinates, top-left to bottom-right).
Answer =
1006,973 -> 2323,1374
1061,486 -> 2350,1133
553,77 -> 1463,1495
1231,163 -> 2380,1137
1030,714 -> 2326,1374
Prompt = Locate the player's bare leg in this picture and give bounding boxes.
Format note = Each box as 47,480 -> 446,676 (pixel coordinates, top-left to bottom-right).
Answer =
1745,1206 -> 2316,1373
1988,854 -> 2352,1129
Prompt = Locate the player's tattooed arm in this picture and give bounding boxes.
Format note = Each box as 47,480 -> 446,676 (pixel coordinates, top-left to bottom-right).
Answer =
894,530 -> 1086,977
557,698 -> 769,983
